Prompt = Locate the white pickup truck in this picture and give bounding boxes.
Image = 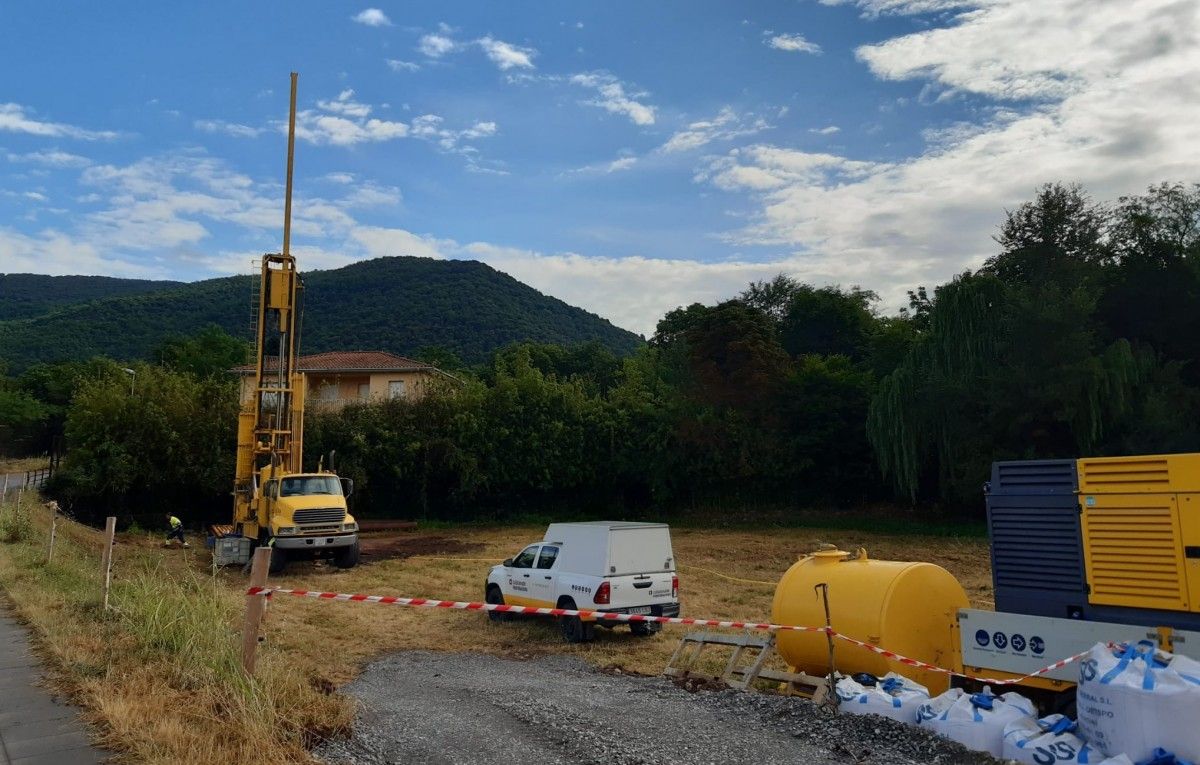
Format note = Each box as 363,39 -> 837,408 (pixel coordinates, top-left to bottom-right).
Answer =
485,521 -> 680,643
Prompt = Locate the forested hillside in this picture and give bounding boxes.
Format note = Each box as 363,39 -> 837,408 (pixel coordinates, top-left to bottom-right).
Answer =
0,274 -> 182,321
0,257 -> 642,370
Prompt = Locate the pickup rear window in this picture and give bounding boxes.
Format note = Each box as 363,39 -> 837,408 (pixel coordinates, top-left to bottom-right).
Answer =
536,545 -> 558,569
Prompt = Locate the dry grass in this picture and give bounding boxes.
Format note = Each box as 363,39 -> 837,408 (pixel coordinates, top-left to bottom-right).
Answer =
0,456 -> 50,475
261,525 -> 993,683
0,501 -> 993,763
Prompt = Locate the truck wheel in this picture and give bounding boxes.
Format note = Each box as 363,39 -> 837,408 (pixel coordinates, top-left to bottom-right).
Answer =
268,545 -> 287,574
485,585 -> 510,622
557,598 -> 595,644
333,540 -> 360,569
630,621 -> 661,637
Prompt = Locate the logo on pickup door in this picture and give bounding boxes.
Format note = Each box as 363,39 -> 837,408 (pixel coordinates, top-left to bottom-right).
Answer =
570,584 -> 592,595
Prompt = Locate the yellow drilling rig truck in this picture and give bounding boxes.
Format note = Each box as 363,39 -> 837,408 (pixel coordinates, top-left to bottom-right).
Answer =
221,73 -> 360,574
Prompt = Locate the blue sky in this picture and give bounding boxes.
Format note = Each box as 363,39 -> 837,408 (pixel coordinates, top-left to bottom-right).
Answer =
2,1 -> 1197,335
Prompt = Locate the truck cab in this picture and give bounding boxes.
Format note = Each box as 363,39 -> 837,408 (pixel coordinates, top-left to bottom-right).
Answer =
249,468 -> 360,572
485,521 -> 680,643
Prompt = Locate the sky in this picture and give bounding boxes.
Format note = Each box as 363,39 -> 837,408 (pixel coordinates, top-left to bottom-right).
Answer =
1,1 -> 1197,337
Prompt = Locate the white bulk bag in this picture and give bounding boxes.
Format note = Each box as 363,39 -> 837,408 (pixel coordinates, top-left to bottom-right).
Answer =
921,686 -> 1036,757
916,687 -> 963,727
1076,641 -> 1200,763
1003,714 -> 1086,764
835,672 -> 930,724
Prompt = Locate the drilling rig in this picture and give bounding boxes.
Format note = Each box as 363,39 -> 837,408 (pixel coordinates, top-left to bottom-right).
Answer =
226,73 -> 359,573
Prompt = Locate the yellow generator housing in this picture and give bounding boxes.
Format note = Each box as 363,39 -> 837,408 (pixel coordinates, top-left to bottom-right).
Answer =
772,548 -> 969,693
1078,454 -> 1200,614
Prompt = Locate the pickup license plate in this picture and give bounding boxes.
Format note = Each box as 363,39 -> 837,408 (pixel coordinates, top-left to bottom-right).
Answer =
629,606 -> 652,615
309,538 -> 328,546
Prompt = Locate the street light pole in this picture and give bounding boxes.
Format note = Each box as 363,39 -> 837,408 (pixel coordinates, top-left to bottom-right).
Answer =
122,367 -> 135,396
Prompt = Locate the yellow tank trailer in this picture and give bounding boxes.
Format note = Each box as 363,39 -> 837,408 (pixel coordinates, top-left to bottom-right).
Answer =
771,547 -> 969,694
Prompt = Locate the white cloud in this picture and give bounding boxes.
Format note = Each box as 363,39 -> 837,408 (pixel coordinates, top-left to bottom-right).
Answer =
0,103 -> 118,141
23,191 -> 47,202
6,150 -> 91,168
294,91 -> 409,146
387,59 -> 421,72
570,154 -> 638,175
194,119 -> 264,138
476,36 -> 537,70
569,72 -> 657,126
0,227 -> 159,278
350,226 -> 451,260
767,34 -> 822,54
324,172 -> 355,184
810,126 -> 841,135
352,8 -> 391,27
819,0 -> 978,17
692,0 -> 1200,312
459,243 -> 802,336
419,33 -> 458,58
660,107 -> 771,153
317,89 -> 372,118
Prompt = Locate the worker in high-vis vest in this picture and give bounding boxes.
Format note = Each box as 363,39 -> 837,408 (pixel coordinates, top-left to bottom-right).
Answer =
164,514 -> 188,548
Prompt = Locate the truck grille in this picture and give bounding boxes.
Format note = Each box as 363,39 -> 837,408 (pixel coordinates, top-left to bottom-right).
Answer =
294,508 -> 345,525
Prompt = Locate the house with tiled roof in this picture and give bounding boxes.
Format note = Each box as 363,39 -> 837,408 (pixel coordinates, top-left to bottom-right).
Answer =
233,351 -> 458,411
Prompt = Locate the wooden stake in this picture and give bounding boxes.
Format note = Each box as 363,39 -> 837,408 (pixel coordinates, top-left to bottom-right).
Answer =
241,547 -> 272,676
1,473 -> 8,500
100,516 -> 116,611
47,503 -> 58,564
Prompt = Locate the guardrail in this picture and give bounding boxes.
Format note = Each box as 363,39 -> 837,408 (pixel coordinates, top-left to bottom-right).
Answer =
25,468 -> 52,489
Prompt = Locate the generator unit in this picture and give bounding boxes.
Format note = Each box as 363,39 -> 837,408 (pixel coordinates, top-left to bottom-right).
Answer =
963,452 -> 1200,696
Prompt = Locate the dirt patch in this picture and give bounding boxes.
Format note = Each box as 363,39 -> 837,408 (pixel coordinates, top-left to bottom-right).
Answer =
357,533 -> 486,563
670,673 -> 730,693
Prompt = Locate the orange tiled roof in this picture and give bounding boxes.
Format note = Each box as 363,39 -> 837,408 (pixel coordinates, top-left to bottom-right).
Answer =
234,351 -> 435,374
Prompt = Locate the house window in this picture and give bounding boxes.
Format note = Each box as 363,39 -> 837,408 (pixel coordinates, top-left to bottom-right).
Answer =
358,383 -> 370,401
316,382 -> 338,402
388,380 -> 405,399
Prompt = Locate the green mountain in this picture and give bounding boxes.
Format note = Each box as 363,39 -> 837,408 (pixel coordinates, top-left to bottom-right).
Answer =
0,257 -> 643,370
0,274 -> 183,321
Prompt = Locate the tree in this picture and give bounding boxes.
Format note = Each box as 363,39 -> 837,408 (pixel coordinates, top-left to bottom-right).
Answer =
154,325 -> 250,378
778,285 -> 879,360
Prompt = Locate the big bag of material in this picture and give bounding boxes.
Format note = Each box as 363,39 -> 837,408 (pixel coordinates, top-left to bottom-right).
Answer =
1076,641 -> 1200,763
835,672 -> 930,724
1003,714 -> 1087,764
919,686 -> 1035,757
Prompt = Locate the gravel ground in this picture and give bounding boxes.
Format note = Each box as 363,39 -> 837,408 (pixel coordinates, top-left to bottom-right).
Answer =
315,651 -> 995,765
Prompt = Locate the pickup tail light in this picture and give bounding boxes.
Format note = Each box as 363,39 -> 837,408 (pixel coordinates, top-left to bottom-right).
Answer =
672,575 -> 679,600
593,581 -> 611,605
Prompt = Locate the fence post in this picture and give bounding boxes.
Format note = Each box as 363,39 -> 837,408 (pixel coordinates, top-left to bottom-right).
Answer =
100,516 -> 117,611
241,547 -> 272,676
1,473 -> 8,499
47,502 -> 59,564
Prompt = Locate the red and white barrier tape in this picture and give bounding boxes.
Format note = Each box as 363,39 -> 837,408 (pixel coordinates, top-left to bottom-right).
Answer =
245,586 -> 1092,686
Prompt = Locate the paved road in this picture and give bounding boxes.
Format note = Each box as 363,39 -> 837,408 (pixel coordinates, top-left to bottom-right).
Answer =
0,609 -> 107,764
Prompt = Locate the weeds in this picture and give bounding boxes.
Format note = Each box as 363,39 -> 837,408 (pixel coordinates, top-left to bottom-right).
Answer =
0,497 -> 350,764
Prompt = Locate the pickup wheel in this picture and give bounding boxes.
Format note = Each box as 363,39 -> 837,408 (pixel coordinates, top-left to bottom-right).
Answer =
630,620 -> 661,637
557,597 -> 595,644
485,585 -> 510,622
333,540 -> 360,569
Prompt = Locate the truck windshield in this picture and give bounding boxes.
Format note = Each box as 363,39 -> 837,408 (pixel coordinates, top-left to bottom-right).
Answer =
280,476 -> 343,497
